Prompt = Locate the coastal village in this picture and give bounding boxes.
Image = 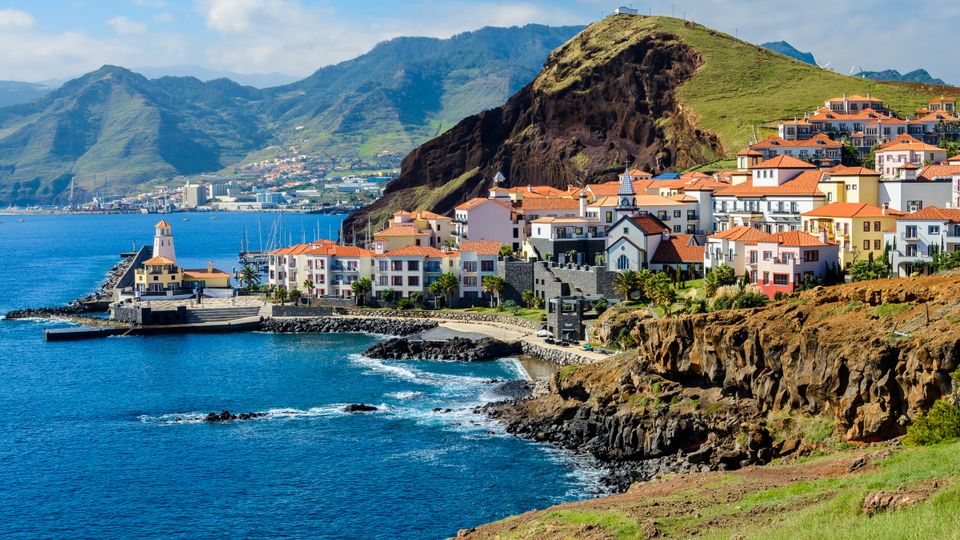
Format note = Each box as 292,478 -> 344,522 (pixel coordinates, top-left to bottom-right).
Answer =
253,94 -> 960,339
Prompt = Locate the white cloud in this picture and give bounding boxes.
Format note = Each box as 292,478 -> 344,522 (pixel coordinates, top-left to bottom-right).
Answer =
0,8 -> 35,30
154,12 -> 174,23
107,15 -> 147,35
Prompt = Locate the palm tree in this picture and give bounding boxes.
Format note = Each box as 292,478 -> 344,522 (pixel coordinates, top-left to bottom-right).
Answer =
288,288 -> 302,305
274,286 -> 288,305
238,264 -> 261,291
482,275 -> 506,307
351,277 -> 373,306
613,270 -> 640,302
302,279 -> 314,300
429,272 -> 459,308
521,289 -> 536,308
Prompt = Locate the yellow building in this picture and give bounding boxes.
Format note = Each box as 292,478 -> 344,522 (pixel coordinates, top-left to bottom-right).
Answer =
801,202 -> 903,268
817,166 -> 880,205
135,256 -> 183,292
133,221 -> 232,293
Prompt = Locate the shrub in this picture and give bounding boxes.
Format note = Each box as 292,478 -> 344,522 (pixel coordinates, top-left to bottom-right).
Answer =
394,298 -> 414,310
732,292 -> 768,309
904,399 -> 960,446
593,298 -> 608,314
704,264 -> 736,297
710,283 -> 767,311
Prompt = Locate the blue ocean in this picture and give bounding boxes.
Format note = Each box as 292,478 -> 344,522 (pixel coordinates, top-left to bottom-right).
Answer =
0,213 -> 598,539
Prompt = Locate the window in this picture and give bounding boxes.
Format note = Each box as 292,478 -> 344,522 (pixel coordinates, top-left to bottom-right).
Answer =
673,210 -> 681,218
763,251 -> 773,260
874,221 -> 881,232
673,225 -> 681,233
929,225 -> 941,235
463,261 -> 477,272
463,276 -> 478,287
863,221 -> 871,232
407,276 -> 419,287
750,251 -> 758,263
480,260 -> 495,272
623,227 -> 629,235
863,240 -> 870,250
803,250 -> 819,262
425,261 -> 441,273
391,276 -> 402,286
407,260 -> 419,271
906,244 -> 918,257
617,255 -> 629,270
391,261 -> 403,271
906,225 -> 918,239
874,239 -> 881,250
773,274 -> 789,286
512,228 -> 519,238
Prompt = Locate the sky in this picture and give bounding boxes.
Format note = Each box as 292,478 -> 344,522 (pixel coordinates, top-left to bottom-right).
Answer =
0,0 -> 957,85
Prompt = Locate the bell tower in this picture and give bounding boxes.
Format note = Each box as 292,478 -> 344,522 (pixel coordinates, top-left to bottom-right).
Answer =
615,164 -> 638,218
152,220 -> 176,262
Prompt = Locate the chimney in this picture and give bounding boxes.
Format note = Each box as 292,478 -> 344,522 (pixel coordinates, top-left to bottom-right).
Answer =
579,191 -> 587,217
882,203 -> 889,216
207,260 -> 214,273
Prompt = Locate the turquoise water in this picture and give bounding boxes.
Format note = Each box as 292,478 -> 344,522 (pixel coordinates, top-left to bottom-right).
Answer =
0,214 -> 598,539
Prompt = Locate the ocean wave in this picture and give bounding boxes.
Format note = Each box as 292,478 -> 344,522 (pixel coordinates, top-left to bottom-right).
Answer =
349,354 -> 493,391
137,404 -> 387,425
384,391 -> 425,400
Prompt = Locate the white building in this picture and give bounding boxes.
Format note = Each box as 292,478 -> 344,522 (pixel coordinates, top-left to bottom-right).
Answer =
457,241 -> 502,302
886,207 -> 960,277
453,198 -> 523,252
705,225 -> 779,277
605,214 -> 670,272
372,245 -> 456,299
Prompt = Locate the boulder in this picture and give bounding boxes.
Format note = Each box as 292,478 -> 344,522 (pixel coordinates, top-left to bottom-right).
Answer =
343,403 -> 378,413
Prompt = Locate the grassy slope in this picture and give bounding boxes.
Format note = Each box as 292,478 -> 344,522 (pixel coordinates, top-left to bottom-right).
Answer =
469,442 -> 960,539
537,16 -> 957,156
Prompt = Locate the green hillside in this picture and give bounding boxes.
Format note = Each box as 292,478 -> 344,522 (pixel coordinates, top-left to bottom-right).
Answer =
539,16 -> 958,155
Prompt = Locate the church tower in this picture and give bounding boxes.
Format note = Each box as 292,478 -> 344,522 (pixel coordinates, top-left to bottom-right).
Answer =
152,220 -> 176,262
615,165 -> 638,218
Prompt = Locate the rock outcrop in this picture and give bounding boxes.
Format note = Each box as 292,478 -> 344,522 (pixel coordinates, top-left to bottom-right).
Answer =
260,317 -> 437,336
486,274 -> 960,490
364,336 -> 522,361
344,16 -> 723,231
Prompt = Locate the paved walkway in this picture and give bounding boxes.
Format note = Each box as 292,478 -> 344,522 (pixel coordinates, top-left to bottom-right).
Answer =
436,320 -> 609,363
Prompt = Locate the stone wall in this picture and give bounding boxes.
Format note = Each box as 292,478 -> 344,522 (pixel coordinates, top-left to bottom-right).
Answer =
520,342 -> 599,365
271,305 -> 336,317
334,307 -> 543,330
497,259 -> 534,303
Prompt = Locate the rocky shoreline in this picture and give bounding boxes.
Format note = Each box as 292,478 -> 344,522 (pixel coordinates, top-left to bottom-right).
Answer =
4,253 -> 135,320
260,316 -> 438,336
364,336 -> 522,362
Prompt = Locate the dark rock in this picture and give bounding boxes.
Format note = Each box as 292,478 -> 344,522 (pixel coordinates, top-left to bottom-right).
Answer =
260,317 -> 437,336
343,403 -> 378,413
202,410 -> 265,422
363,336 -> 522,362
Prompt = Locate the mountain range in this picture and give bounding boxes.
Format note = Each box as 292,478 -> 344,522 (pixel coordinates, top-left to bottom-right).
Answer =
760,41 -> 950,86
345,15 -> 954,232
0,24 -> 583,206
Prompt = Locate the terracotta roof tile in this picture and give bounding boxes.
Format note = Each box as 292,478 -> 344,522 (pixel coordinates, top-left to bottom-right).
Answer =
824,165 -> 880,176
379,245 -> 449,258
750,231 -> 830,247
626,214 -> 670,235
714,170 -> 825,198
802,202 -> 904,218
900,206 -> 960,222
458,241 -> 502,256
520,197 -> 581,211
708,226 -> 777,243
651,235 -> 704,264
918,164 -> 960,180
143,256 -> 176,265
750,133 -> 841,149
750,154 -> 818,170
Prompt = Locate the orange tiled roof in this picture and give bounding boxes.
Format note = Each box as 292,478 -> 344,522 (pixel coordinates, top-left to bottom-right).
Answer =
155,219 -> 171,228
395,209 -> 449,220
714,170 -> 825,198
458,241 -> 502,256
520,197 -> 580,211
374,225 -> 428,238
307,245 -> 373,257
750,231 -> 830,247
143,256 -> 176,265
709,226 -> 777,243
900,206 -> 960,222
877,140 -> 946,153
750,133 -> 841,149
626,214 -> 670,235
948,154 -> 960,163
826,94 -> 883,102
379,245 -> 449,258
455,197 -> 513,211
586,180 -> 655,197
750,154 -> 818,170
183,268 -> 230,279
918,111 -> 959,123
918,164 -> 960,180
651,234 -> 704,264
737,148 -> 763,157
824,165 -> 880,176
270,241 -> 336,256
802,202 -> 904,219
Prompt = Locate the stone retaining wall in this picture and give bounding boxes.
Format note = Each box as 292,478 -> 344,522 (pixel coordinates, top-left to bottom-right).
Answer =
520,342 -> 599,366
333,307 -> 542,330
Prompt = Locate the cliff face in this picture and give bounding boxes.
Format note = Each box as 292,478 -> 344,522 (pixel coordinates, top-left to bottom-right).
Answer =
344,17 -> 723,232
487,274 -> 960,487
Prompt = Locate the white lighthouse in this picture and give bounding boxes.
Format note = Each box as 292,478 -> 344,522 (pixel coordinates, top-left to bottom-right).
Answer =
152,220 -> 176,262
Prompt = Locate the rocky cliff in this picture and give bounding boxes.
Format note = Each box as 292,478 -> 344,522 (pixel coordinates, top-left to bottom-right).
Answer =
486,274 -> 960,488
344,16 -> 724,232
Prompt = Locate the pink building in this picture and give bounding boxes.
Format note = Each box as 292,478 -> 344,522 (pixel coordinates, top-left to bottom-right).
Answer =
875,138 -> 947,178
745,231 -> 839,298
453,198 -> 523,252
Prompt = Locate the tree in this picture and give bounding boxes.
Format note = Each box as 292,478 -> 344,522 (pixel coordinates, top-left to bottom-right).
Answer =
704,264 -> 736,297
238,264 -> 261,291
302,279 -> 314,298
429,272 -> 458,307
351,277 -> 373,306
380,288 -> 396,304
498,244 -> 514,258
565,250 -> 577,264
521,289 -> 541,309
849,252 -> 891,281
482,275 -> 506,306
409,291 -> 425,307
288,288 -> 302,304
443,238 -> 457,250
645,272 -> 676,308
613,270 -> 641,301
273,286 -> 288,305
